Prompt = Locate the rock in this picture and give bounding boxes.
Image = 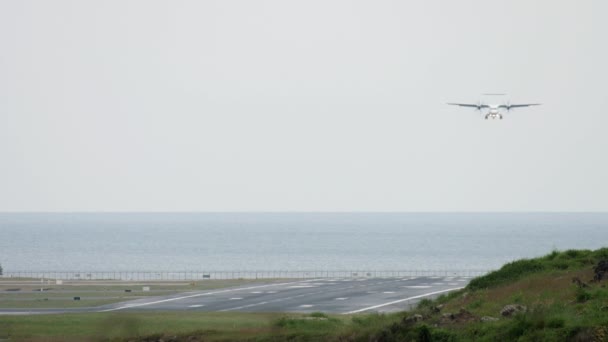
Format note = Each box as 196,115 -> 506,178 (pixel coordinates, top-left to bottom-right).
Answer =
500,304 -> 527,317
431,304 -> 444,313
404,314 -> 424,324
481,316 -> 499,322
572,277 -> 589,288
594,260 -> 608,282
442,313 -> 454,320
440,309 -> 476,324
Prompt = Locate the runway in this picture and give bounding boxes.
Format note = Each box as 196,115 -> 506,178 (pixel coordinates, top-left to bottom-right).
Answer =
101,276 -> 468,314
0,276 -> 469,315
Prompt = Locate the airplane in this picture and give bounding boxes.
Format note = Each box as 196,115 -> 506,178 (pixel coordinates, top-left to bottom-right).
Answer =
447,94 -> 541,119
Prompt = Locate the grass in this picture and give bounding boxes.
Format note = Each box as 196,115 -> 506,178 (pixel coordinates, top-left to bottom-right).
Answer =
1,312 -> 282,341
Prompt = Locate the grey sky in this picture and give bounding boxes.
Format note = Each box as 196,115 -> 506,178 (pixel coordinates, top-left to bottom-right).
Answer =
1,1 -> 607,211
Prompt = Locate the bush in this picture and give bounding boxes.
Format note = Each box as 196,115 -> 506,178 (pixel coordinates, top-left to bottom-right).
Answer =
547,317 -> 565,329
309,312 -> 328,319
468,258 -> 546,290
467,249 -> 608,290
417,325 -> 432,342
576,288 -> 592,303
417,298 -> 433,309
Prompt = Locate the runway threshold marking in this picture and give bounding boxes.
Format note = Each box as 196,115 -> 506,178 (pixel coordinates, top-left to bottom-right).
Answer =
98,279 -> 322,312
344,287 -> 464,315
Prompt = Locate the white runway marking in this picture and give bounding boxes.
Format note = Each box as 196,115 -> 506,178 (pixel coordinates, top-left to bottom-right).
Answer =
299,304 -> 314,308
188,304 -> 204,308
403,285 -> 431,289
266,291 -> 277,294
448,283 -> 460,286
289,285 -> 317,288
383,291 -> 395,294
432,282 -> 445,285
250,291 -> 262,294
335,297 -> 348,300
344,287 -> 465,314
220,301 -> 268,311
229,297 -> 242,300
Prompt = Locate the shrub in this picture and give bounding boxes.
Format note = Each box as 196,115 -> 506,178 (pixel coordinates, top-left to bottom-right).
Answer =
417,325 -> 432,342
417,299 -> 433,309
576,288 -> 592,303
468,249 -> 608,290
309,312 -> 328,319
547,317 -> 565,329
507,314 -> 534,339
351,313 -> 386,327
468,258 -> 545,290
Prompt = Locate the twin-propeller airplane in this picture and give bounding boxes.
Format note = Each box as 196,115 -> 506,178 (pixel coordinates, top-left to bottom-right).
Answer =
448,94 -> 541,119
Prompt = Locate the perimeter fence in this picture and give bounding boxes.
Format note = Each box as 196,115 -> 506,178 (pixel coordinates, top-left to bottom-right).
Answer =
1,269 -> 490,281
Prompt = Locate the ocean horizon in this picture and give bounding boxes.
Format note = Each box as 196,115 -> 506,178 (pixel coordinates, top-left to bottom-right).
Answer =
1,212 -> 607,273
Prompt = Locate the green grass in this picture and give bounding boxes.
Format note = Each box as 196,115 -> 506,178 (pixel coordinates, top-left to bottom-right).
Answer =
467,247 -> 608,290
1,312 -> 281,341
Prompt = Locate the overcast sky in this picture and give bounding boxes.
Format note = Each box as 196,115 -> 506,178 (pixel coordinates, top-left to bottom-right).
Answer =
1,1 -> 607,211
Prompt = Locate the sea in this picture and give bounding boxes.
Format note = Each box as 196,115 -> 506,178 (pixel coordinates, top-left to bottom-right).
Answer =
0,212 -> 606,272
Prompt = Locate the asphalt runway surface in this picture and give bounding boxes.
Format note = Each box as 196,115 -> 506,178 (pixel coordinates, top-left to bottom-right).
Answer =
0,276 -> 469,315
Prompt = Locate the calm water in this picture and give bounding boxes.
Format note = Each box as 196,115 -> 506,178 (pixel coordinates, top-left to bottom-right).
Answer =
0,213 -> 606,272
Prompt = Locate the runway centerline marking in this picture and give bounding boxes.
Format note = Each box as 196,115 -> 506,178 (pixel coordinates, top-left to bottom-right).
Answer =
344,287 -> 464,314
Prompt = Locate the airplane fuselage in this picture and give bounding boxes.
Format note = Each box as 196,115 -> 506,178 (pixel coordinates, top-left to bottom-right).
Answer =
485,105 -> 502,120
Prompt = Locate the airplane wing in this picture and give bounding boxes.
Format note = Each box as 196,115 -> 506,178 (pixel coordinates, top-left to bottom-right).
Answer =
447,103 -> 489,108
498,103 -> 542,109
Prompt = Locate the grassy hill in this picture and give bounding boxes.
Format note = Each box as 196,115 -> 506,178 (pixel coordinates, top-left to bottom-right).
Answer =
345,247 -> 608,342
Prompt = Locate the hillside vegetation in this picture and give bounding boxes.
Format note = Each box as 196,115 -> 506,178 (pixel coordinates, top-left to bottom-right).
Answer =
347,247 -> 608,342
